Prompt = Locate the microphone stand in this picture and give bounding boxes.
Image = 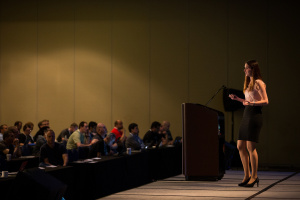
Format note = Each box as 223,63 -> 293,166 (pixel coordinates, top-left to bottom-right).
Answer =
205,85 -> 226,106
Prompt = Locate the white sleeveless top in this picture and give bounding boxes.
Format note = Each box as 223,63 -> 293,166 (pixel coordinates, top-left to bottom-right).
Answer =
244,80 -> 266,102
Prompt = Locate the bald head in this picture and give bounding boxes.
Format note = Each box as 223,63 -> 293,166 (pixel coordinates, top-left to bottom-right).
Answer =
97,123 -> 107,137
162,121 -> 170,131
114,120 -> 123,130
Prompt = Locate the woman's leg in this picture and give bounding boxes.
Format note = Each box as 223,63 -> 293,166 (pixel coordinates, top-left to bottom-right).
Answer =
247,141 -> 258,183
237,140 -> 250,181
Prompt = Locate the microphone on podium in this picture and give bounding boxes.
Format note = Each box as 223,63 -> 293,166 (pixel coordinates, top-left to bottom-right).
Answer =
205,85 -> 227,106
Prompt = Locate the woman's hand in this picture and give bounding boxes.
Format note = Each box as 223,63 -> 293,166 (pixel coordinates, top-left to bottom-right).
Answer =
243,100 -> 250,106
229,94 -> 237,100
13,138 -> 20,147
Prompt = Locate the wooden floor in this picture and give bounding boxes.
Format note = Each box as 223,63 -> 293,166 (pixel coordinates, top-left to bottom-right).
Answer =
98,170 -> 300,200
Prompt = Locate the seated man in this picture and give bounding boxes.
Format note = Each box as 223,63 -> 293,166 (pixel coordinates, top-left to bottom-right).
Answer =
0,128 -> 22,160
0,124 -> 9,141
87,121 -> 97,143
91,123 -> 107,143
32,126 -> 50,156
111,120 -> 126,153
56,123 -> 78,143
14,121 -> 23,133
125,123 -> 144,150
162,121 -> 174,145
111,120 -> 126,142
89,133 -> 116,158
143,121 -> 162,148
66,121 -> 91,161
39,129 -> 68,167
33,119 -> 49,142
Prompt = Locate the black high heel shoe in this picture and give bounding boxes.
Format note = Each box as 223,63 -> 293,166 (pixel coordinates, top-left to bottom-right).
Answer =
244,177 -> 259,187
238,177 -> 251,187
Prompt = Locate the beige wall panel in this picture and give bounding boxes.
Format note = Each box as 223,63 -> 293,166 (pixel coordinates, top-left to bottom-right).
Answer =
111,0 -> 150,134
188,1 -> 229,139
149,1 -> 189,137
266,1 -> 300,167
74,1 -> 113,129
0,1 -> 38,127
37,1 -> 75,135
227,0 -> 268,87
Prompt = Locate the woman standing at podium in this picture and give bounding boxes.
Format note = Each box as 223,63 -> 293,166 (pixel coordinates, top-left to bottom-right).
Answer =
229,60 -> 268,187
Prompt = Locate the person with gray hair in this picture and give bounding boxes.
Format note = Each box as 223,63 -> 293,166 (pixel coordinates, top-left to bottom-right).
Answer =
162,121 -> 174,145
89,132 -> 116,158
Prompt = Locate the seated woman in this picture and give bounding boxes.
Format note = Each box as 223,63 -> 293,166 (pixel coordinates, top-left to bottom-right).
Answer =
18,124 -> 35,156
18,124 -> 34,146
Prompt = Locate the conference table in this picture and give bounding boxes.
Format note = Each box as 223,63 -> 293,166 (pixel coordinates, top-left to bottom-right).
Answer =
0,145 -> 182,200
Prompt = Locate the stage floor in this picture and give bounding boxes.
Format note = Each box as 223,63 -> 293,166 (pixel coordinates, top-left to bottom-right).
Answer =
99,170 -> 300,200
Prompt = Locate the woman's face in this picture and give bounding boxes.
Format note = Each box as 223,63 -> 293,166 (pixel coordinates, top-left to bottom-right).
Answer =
244,63 -> 252,77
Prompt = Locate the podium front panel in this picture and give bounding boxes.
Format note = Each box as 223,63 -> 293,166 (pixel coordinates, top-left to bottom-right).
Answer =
182,103 -> 219,180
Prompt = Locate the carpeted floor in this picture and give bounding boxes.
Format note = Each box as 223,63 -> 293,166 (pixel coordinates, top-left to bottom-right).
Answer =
98,170 -> 300,200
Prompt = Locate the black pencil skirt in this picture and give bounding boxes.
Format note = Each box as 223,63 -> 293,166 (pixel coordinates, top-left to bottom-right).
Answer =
238,106 -> 263,143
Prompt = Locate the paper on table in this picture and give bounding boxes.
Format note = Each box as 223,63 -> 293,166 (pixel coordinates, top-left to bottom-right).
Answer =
83,159 -> 93,162
20,156 -> 35,159
46,165 -> 57,168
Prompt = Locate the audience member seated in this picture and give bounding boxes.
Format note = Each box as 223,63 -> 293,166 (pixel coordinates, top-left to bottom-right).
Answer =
162,121 -> 174,145
66,121 -> 91,162
14,121 -> 23,134
143,121 -> 163,148
94,123 -> 107,140
32,126 -> 50,156
33,119 -> 50,142
87,121 -> 97,144
0,124 -> 8,141
111,120 -> 126,153
56,122 -> 78,143
18,124 -> 35,156
18,124 -> 34,146
24,121 -> 34,132
0,129 -> 22,160
89,133 -> 116,158
8,126 -> 20,138
39,129 -> 68,167
90,123 -> 108,144
125,123 -> 144,150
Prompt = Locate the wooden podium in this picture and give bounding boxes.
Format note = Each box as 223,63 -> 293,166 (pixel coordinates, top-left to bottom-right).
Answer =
182,103 -> 225,181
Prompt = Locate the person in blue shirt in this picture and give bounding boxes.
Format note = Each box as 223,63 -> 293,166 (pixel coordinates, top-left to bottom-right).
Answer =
126,123 -> 144,150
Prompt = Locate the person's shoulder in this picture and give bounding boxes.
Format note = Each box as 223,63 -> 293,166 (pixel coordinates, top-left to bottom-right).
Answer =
60,128 -> 68,134
72,130 -> 80,136
40,143 -> 47,149
92,134 -> 101,140
111,127 -> 118,133
255,79 -> 265,85
55,142 -> 66,150
127,134 -> 134,140
255,79 -> 266,89
0,141 -> 5,147
54,142 -> 62,147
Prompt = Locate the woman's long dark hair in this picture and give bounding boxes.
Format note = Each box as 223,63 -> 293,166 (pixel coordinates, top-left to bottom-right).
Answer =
243,60 -> 263,93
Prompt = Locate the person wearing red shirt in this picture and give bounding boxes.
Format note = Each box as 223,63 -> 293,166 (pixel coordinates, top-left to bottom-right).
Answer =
111,120 -> 126,153
111,120 -> 125,142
